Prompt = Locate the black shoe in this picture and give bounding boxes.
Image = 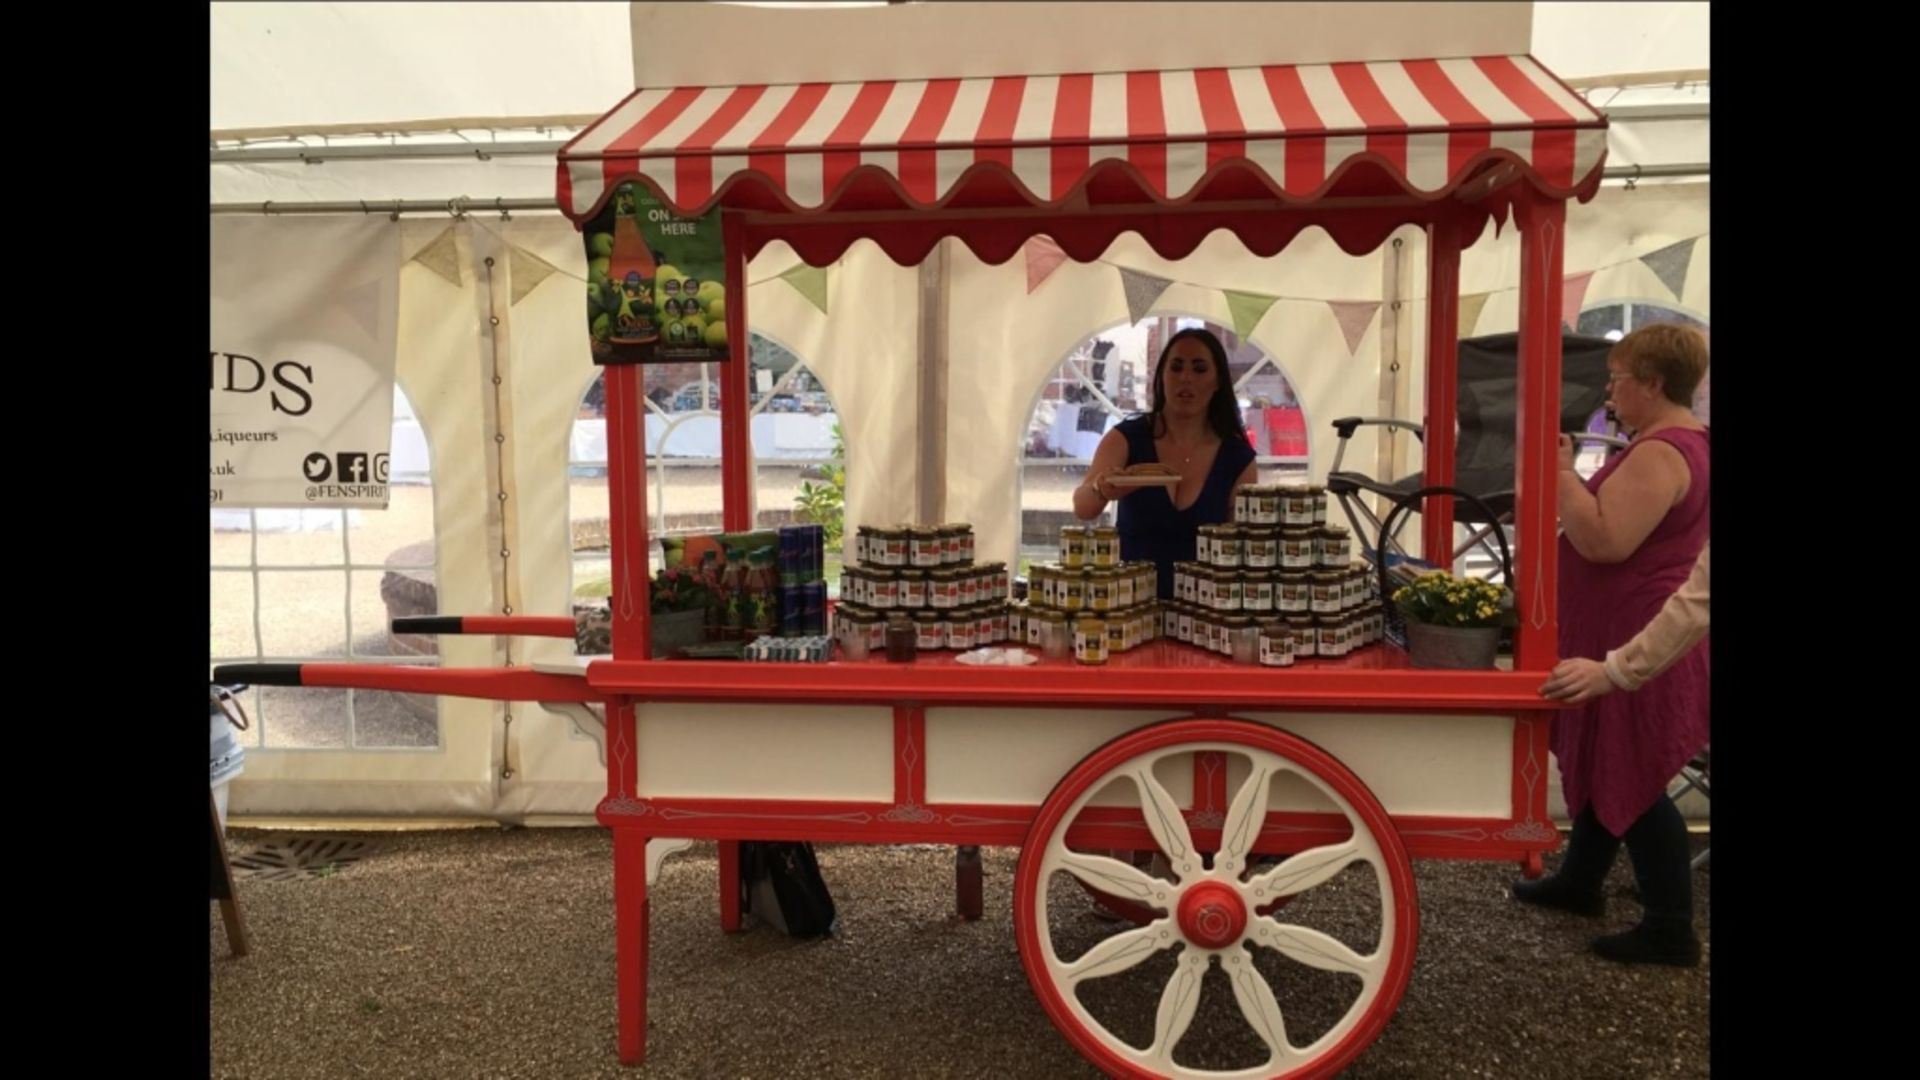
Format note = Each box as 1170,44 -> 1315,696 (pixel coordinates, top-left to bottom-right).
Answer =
1511,874 -> 1605,917
1591,922 -> 1701,968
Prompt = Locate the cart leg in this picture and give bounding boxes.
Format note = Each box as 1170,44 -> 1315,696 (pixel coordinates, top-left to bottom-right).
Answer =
719,840 -> 743,932
1523,852 -> 1545,879
956,845 -> 983,921
614,829 -> 650,1066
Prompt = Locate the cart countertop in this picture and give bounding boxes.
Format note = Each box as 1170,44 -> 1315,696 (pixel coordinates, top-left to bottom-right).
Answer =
571,643 -> 1556,712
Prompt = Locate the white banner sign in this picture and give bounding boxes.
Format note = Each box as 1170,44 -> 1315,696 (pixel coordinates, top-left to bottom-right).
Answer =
211,217 -> 401,508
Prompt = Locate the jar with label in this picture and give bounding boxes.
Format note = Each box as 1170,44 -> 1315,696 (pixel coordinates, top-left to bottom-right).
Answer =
1214,615 -> 1235,657
959,569 -> 981,608
914,610 -> 947,651
1058,571 -> 1086,612
1341,568 -> 1366,611
946,611 -> 976,650
1090,526 -> 1120,569
1226,615 -> 1258,664
1277,573 -> 1311,613
1310,571 -> 1344,614
1138,566 -> 1157,603
1317,615 -> 1347,658
878,527 -> 910,568
1234,487 -> 1256,523
1039,609 -> 1071,658
1008,602 -> 1026,643
1280,528 -> 1316,570
1032,566 -> 1056,609
1215,527 -> 1244,569
1216,571 -> 1243,612
922,569 -> 949,609
1195,569 -> 1218,609
1114,569 -> 1136,610
1280,486 -> 1315,526
1104,615 -> 1127,655
1060,526 -> 1089,569
1026,606 -> 1046,647
1259,621 -> 1295,667
1308,485 -> 1328,525
954,525 -> 976,566
1174,563 -> 1193,604
869,570 -> 899,610
1317,525 -> 1352,569
1244,572 -> 1275,613
1256,486 -> 1283,526
1163,603 -> 1181,639
1178,607 -> 1196,644
855,526 -> 877,566
1245,529 -> 1278,569
909,526 -> 941,568
988,563 -> 1009,602
842,567 -> 866,607
1288,614 -> 1318,658
990,606 -> 1009,644
898,570 -> 928,609
1087,570 -> 1115,612
1075,614 -> 1109,665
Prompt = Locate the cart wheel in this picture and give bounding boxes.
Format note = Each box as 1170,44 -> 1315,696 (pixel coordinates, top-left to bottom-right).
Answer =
1015,718 -> 1417,1079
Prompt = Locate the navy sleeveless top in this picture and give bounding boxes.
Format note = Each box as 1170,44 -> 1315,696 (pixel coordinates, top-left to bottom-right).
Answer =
1112,415 -> 1257,599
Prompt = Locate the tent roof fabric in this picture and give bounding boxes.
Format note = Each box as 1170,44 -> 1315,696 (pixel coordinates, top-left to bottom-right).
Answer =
558,55 -> 1607,225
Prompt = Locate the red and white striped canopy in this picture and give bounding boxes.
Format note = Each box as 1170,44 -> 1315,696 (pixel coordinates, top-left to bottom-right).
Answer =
559,55 -> 1606,224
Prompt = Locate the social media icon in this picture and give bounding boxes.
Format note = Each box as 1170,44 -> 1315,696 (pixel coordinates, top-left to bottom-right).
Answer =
303,452 -> 332,482
337,452 -> 370,484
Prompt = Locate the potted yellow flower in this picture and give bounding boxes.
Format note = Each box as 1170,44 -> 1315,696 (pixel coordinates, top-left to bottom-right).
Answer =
1390,570 -> 1516,669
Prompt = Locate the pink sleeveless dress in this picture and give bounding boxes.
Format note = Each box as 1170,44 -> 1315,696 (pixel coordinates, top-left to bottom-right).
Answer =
1554,428 -> 1711,837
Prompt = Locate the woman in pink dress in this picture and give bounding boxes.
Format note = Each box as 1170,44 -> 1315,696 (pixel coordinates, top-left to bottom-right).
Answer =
1512,323 -> 1710,967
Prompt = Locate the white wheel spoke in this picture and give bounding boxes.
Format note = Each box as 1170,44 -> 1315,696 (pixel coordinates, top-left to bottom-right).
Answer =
1261,920 -> 1381,979
1132,765 -> 1199,877
1218,762 -> 1274,874
1057,850 -> 1169,909
1062,923 -> 1175,986
1247,839 -> 1363,899
1149,956 -> 1207,1068
1227,955 -> 1298,1066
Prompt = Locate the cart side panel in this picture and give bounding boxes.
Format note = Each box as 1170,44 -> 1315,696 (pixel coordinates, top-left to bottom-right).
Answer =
923,708 -> 1514,820
635,703 -> 895,801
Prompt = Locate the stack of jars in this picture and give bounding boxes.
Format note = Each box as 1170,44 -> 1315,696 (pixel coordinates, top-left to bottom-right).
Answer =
1016,525 -> 1161,664
833,522 -> 1012,658
1149,483 -> 1389,664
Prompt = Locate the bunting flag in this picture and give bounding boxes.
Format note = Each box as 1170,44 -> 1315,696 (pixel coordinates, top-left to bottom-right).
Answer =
1327,301 -> 1381,355
1024,236 -> 1069,293
1119,267 -> 1175,324
779,263 -> 830,314
1458,291 -> 1492,337
408,225 -> 464,287
1639,238 -> 1697,302
508,244 -> 560,305
1561,271 -> 1595,329
1224,290 -> 1281,338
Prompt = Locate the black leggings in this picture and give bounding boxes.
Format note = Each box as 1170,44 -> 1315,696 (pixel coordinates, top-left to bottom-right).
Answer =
1558,795 -> 1693,924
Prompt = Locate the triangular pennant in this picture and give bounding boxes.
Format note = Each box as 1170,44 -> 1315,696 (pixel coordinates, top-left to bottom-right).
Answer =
1561,271 -> 1595,330
1327,301 -> 1380,355
1224,290 -> 1281,338
509,244 -> 560,305
779,264 -> 830,314
333,279 -> 383,342
1118,267 -> 1174,325
1458,291 -> 1492,337
1024,236 -> 1069,293
408,226 -> 463,288
1638,238 -> 1697,302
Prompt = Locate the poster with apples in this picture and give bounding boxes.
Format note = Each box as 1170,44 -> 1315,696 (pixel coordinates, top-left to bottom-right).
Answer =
582,182 -> 729,366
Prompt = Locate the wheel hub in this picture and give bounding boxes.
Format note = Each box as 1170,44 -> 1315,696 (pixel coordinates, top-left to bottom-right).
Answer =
1176,880 -> 1248,949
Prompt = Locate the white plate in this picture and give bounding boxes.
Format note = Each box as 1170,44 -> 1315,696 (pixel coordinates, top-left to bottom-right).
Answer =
955,647 -> 1039,666
1106,474 -> 1180,488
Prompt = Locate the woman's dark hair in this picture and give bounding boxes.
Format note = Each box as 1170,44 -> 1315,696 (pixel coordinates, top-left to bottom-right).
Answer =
1149,327 -> 1248,444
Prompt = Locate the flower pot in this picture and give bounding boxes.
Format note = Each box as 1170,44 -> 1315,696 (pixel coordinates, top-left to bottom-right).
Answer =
650,608 -> 708,658
1404,621 -> 1502,669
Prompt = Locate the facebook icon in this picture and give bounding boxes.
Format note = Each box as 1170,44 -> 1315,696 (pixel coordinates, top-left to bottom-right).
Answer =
336,452 -> 371,483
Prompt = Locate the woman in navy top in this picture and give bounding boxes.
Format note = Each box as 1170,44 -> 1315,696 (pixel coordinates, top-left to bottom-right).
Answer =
1075,328 -> 1259,599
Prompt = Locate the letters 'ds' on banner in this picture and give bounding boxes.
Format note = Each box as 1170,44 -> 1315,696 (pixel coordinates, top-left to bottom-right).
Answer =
583,182 -> 729,366
211,216 -> 402,508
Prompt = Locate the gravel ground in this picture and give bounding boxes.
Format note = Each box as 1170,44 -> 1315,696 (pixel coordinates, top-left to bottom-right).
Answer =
211,830 -> 1708,1079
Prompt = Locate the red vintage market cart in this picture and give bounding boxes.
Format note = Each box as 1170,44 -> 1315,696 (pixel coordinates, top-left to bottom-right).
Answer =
219,53 -> 1607,1078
